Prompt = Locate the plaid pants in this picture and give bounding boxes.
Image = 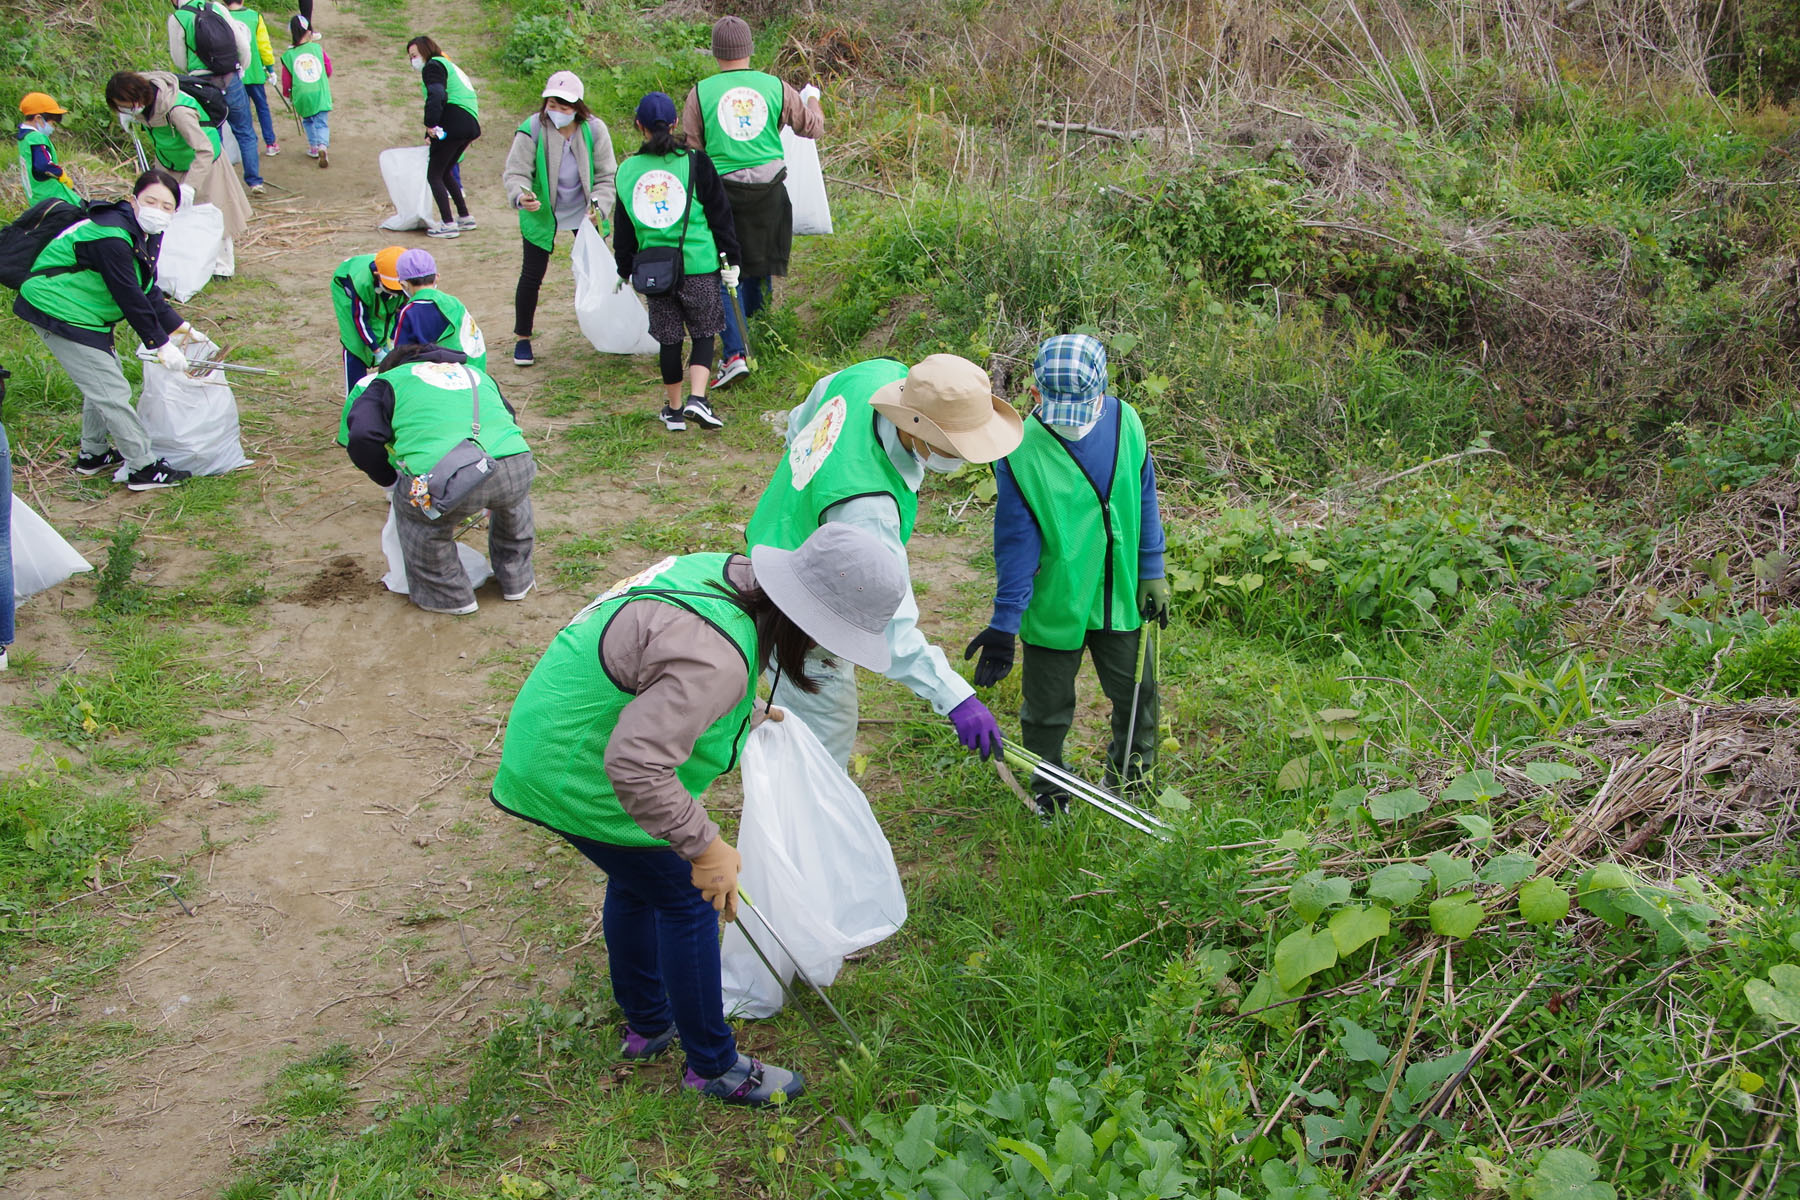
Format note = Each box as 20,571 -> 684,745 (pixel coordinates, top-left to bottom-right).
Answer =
392,451 -> 536,611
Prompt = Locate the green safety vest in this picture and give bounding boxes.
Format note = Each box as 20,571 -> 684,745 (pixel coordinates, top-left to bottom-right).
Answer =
1007,405 -> 1146,651
745,359 -> 916,552
695,70 -> 787,175
226,6 -> 268,84
423,56 -> 478,121
515,114 -> 596,251
147,91 -> 222,173
17,128 -> 80,206
331,253 -> 402,358
401,287 -> 487,372
491,553 -> 760,847
172,1 -> 236,74
279,43 -> 331,116
18,218 -> 146,334
384,359 -> 527,475
615,151 -> 718,278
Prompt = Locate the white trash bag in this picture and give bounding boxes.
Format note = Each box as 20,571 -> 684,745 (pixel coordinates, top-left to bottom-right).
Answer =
126,332 -> 253,476
378,146 -> 436,232
156,184 -> 224,302
379,507 -> 493,595
720,714 -> 906,1019
572,220 -> 658,355
781,128 -> 833,236
10,495 -> 93,599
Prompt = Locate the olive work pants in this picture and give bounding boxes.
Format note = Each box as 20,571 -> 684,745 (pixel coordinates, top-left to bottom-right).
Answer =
1019,628 -> 1159,795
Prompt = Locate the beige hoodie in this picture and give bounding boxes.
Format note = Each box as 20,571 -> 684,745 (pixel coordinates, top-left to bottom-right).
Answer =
142,71 -> 251,238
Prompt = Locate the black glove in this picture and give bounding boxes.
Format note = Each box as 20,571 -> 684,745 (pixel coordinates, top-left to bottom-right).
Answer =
963,626 -> 1016,687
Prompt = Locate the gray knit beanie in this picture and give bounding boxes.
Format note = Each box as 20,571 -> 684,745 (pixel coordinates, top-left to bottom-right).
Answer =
711,15 -> 753,60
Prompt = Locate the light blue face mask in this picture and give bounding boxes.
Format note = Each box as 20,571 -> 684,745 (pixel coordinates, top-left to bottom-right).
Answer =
920,448 -> 964,474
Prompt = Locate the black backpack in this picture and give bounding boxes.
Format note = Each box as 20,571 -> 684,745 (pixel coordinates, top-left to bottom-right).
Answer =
177,75 -> 231,127
0,197 -> 90,291
180,1 -> 241,77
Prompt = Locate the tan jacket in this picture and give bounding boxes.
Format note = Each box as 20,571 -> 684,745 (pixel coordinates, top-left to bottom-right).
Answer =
501,113 -> 618,215
143,71 -> 251,238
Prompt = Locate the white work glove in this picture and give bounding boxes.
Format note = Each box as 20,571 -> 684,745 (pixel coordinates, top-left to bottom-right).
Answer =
155,342 -> 188,372
171,322 -> 196,345
800,84 -> 821,105
428,126 -> 446,141
720,263 -> 741,290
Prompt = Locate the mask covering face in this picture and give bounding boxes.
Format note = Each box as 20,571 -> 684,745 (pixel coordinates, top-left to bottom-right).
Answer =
1049,414 -> 1100,442
410,56 -> 425,71
135,204 -> 173,235
920,448 -> 964,474
547,108 -> 576,129
118,108 -> 143,127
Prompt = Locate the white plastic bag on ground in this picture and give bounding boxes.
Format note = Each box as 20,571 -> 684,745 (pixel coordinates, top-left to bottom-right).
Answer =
378,146 -> 435,232
781,128 -> 833,236
720,714 -> 906,1019
136,366 -> 253,476
572,220 -> 659,355
10,495 -> 92,599
156,185 -> 224,302
379,508 -> 493,594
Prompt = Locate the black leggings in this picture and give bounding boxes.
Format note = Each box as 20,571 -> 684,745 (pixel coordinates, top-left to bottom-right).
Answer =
514,235 -> 561,337
427,136 -> 473,223
660,336 -> 715,385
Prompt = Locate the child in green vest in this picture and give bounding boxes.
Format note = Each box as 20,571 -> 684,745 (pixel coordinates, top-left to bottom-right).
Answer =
965,334 -> 1171,817
279,16 -> 332,167
16,93 -> 79,205
393,248 -> 488,372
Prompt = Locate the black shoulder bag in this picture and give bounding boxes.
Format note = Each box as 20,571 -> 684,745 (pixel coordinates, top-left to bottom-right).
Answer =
629,153 -> 693,297
406,369 -> 498,520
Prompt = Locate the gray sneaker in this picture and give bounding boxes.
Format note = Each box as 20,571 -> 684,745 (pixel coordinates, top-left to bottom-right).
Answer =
683,1053 -> 804,1107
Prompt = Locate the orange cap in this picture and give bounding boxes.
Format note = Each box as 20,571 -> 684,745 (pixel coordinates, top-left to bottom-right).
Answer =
21,93 -> 68,117
373,246 -> 406,291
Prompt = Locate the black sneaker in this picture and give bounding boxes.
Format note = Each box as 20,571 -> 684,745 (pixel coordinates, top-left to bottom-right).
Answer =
124,458 -> 192,491
660,405 -> 687,432
513,338 -> 534,367
682,394 -> 724,430
1033,788 -> 1072,822
72,448 -> 124,476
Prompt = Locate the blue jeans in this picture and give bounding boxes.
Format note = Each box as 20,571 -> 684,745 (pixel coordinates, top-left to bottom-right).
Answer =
719,275 -> 768,361
559,832 -> 738,1078
301,111 -> 330,150
219,72 -> 263,187
0,422 -> 14,647
244,82 -> 277,146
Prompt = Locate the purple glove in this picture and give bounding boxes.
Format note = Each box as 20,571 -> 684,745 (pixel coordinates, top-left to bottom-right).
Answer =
948,695 -> 1002,761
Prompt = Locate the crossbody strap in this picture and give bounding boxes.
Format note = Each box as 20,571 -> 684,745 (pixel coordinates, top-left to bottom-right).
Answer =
468,369 -> 481,438
674,151 -> 694,263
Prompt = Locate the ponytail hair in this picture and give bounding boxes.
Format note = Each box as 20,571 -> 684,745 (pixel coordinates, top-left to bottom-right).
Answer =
637,122 -> 680,157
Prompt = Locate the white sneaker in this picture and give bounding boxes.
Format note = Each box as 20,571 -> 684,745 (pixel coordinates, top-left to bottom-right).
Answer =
502,582 -> 534,601
456,215 -> 478,230
420,600 -> 478,615
426,222 -> 461,239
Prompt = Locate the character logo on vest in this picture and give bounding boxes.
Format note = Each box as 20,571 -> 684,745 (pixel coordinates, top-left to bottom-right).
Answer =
569,555 -> 679,625
459,311 -> 486,360
411,361 -> 476,391
715,86 -> 770,142
293,52 -> 323,83
787,395 -> 847,490
630,170 -> 686,229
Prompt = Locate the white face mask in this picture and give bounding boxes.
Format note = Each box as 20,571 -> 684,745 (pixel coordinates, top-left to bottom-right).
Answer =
135,204 -> 173,235
410,56 -> 425,71
547,108 -> 576,129
33,120 -> 55,137
1049,415 -> 1100,442
920,448 -> 964,474
118,108 -> 143,127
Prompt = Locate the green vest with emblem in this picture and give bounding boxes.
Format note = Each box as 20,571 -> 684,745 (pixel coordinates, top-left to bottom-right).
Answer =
616,150 -> 718,277
424,56 -> 479,120
17,128 -> 80,205
695,70 -> 787,175
378,360 -> 528,475
18,218 -> 146,333
147,91 -> 222,173
401,287 -> 487,372
515,114 -> 597,251
491,553 -> 760,847
280,43 -> 331,116
1008,403 -> 1146,651
331,253 -> 401,359
745,359 -> 917,552
226,6 -> 268,84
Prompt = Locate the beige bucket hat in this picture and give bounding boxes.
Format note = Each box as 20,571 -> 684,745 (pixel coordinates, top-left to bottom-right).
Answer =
869,354 -> 1023,464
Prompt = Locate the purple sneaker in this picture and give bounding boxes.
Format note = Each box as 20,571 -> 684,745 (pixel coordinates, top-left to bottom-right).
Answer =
620,1025 -> 677,1061
683,1053 -> 805,1107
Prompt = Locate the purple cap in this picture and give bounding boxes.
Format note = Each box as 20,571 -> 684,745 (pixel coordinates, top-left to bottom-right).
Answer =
635,91 -> 677,129
396,248 -> 436,280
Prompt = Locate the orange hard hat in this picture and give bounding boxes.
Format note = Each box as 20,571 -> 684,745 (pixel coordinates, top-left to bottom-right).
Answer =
20,93 -> 68,117
373,246 -> 406,291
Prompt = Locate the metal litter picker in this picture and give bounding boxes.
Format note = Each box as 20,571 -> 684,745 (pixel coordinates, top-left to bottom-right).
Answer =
736,888 -> 865,1051
999,739 -> 1173,839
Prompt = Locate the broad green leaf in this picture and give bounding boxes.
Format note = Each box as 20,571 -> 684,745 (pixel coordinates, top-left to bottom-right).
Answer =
1045,1077 -> 1083,1127
1368,787 -> 1429,822
1316,707 -> 1359,722
1053,1122 -> 1096,1171
1738,1070 -> 1765,1093
1518,878 -> 1571,926
1244,970 -> 1298,1030
1427,565 -> 1459,595
1428,894 -> 1484,939
1584,862 -> 1633,891
1440,770 -> 1504,803
1274,925 -> 1339,991
1276,755 -> 1322,791
1328,905 -> 1390,956
1452,814 -> 1494,843
1333,1017 -> 1390,1066
1107,331 -> 1139,356
1275,828 -> 1309,851
1525,761 -> 1582,787
895,1105 -> 940,1171
1155,786 -> 1192,812
1523,1147 -> 1616,1200
1288,871 -> 1353,922
992,1137 -> 1055,1187
1091,1114 -> 1120,1156
1326,786 -> 1366,820
1745,965 -> 1800,1025
1366,863 -> 1431,906
1428,851 -> 1474,893
1480,853 -> 1538,887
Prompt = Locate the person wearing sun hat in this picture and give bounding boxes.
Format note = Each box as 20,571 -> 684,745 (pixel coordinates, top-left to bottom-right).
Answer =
965,333 -> 1168,816
17,93 -> 80,205
392,247 -> 488,371
490,523 -> 906,1107
502,70 -> 618,369
745,354 -> 1023,768
330,245 -> 408,394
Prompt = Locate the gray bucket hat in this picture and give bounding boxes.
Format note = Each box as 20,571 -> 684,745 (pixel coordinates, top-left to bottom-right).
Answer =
750,525 -> 906,672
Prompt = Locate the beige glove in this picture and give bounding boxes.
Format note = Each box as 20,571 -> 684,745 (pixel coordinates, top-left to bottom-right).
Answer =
689,835 -> 742,922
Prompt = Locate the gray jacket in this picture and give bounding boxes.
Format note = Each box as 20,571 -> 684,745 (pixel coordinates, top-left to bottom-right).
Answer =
501,113 -> 618,216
